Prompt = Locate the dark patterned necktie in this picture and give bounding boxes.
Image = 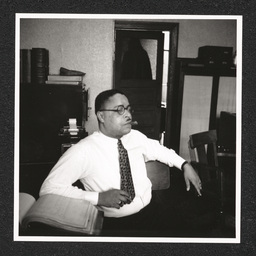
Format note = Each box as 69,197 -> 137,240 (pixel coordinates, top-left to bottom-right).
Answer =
117,139 -> 135,201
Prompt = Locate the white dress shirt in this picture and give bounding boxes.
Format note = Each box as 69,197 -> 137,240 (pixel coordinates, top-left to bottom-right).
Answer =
39,129 -> 186,217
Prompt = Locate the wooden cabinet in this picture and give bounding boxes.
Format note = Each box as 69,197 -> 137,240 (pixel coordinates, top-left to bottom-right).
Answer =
170,58 -> 236,156
20,83 -> 87,164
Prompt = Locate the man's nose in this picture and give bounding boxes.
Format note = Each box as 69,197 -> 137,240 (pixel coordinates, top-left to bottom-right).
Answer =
124,108 -> 132,118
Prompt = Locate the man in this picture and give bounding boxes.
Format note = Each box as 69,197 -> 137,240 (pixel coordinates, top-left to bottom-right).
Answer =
40,89 -> 202,232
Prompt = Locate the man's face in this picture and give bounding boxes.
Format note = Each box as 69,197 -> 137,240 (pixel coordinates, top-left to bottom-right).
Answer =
98,93 -> 133,139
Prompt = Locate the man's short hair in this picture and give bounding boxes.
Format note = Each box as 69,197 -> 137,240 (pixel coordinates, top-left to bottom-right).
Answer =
95,89 -> 125,114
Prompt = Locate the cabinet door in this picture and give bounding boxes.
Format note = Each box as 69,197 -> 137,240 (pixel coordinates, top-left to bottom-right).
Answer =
20,84 -> 83,163
180,75 -> 213,160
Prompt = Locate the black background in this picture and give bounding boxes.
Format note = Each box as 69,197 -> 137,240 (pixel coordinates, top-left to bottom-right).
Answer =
1,0 -> 255,255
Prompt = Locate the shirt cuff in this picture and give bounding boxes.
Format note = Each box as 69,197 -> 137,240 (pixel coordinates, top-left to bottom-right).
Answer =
173,154 -> 187,170
84,191 -> 99,205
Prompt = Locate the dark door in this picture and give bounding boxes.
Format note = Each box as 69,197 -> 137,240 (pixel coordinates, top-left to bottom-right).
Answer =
114,30 -> 164,140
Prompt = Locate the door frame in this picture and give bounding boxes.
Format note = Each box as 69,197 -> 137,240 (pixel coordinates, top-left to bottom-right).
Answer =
114,20 -> 179,148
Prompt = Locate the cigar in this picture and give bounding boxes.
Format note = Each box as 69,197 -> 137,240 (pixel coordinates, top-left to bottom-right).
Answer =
131,121 -> 138,126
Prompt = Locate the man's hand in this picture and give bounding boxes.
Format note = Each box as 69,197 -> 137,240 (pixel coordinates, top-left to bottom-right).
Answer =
98,189 -> 132,209
183,163 -> 202,196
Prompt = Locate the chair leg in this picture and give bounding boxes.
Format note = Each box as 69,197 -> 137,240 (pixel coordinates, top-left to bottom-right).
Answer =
218,169 -> 226,227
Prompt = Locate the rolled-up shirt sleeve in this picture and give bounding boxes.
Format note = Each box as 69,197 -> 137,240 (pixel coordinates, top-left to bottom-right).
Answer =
140,134 -> 186,170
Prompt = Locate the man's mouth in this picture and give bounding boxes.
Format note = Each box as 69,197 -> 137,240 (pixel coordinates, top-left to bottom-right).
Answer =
125,121 -> 132,125
124,119 -> 138,126
125,121 -> 138,126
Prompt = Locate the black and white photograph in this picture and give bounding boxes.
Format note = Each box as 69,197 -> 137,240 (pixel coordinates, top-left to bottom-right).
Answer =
14,14 -> 242,243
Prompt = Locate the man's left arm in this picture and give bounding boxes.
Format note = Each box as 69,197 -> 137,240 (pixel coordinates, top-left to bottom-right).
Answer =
141,134 -> 202,195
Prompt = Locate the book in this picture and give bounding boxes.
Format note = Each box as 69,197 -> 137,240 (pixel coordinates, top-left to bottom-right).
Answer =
31,48 -> 49,84
19,193 -> 104,235
48,75 -> 84,82
20,49 -> 31,83
45,80 -> 82,85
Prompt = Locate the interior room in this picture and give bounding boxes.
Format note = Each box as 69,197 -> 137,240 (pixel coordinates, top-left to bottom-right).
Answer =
17,16 -> 239,239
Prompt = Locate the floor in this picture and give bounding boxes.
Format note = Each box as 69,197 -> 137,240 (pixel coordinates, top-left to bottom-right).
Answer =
155,168 -> 236,238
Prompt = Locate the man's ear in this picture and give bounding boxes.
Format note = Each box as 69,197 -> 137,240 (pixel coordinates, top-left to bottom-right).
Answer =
96,111 -> 105,123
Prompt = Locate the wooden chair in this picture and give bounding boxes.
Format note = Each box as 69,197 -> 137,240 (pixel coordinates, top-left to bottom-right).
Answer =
189,129 -> 218,166
188,130 -> 225,223
145,161 -> 170,190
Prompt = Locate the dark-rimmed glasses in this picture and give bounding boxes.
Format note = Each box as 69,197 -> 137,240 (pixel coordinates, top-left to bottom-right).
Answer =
99,105 -> 133,115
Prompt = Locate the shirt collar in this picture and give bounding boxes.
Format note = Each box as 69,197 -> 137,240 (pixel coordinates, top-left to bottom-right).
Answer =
96,130 -> 119,144
96,130 -> 130,144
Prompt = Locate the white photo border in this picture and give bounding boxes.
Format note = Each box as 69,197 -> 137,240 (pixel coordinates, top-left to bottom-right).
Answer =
14,13 -> 242,243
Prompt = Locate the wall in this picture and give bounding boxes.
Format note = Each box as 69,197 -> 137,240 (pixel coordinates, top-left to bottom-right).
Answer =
20,18 -> 237,157
177,19 -> 236,57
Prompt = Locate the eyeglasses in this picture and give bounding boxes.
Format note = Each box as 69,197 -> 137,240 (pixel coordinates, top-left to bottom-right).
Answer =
100,105 -> 134,115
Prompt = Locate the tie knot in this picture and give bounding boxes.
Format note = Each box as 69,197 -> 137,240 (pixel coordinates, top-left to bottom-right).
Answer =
117,139 -> 123,147
117,139 -> 127,156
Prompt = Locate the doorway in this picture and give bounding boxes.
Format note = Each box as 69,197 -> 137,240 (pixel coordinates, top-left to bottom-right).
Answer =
114,21 -> 179,146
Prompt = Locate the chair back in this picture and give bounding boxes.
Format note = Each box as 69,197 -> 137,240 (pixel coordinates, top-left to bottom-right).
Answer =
188,130 -> 228,226
189,130 -> 218,167
145,161 -> 170,190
